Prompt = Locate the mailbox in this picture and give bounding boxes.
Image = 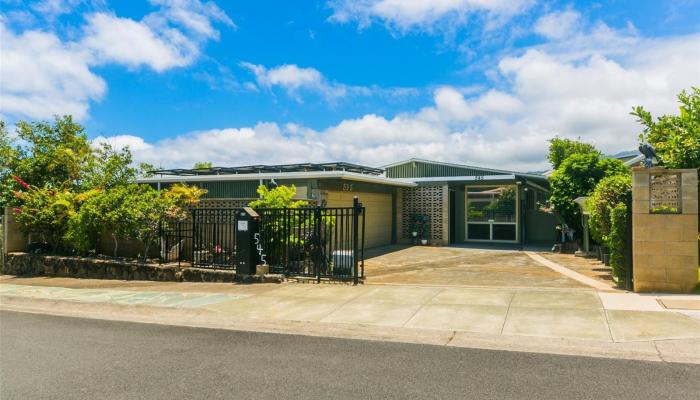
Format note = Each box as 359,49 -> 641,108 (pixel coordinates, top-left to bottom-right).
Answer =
235,207 -> 260,275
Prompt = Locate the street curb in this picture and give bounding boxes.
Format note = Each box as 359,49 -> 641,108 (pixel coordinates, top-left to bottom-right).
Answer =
3,294 -> 698,364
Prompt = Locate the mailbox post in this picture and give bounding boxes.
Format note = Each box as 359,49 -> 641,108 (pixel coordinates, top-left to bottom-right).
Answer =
235,207 -> 260,275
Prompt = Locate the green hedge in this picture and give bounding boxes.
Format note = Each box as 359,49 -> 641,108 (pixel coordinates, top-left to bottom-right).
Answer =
608,203 -> 627,284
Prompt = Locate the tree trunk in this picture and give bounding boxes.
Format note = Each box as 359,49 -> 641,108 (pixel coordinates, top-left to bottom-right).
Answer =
112,233 -> 118,258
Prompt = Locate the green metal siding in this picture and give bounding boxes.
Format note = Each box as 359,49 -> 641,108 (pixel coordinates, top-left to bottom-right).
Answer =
386,161 -> 504,178
161,181 -> 259,199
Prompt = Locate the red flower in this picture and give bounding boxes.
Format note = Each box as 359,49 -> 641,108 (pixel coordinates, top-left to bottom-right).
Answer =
13,207 -> 22,214
12,175 -> 30,190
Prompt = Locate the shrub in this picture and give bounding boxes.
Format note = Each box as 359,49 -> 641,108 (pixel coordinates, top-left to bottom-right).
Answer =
587,174 -> 631,245
549,152 -> 628,232
13,183 -> 77,251
64,183 -> 205,259
608,203 -> 628,284
249,184 -> 308,209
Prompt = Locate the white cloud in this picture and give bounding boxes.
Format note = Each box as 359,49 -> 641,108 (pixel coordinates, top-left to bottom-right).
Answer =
533,10 -> 581,39
92,134 -> 154,153
82,13 -> 196,71
328,0 -> 535,32
98,23 -> 700,172
0,0 -> 233,120
0,20 -> 106,120
240,62 -> 419,102
148,0 -> 235,39
30,0 -> 81,19
240,62 -> 348,101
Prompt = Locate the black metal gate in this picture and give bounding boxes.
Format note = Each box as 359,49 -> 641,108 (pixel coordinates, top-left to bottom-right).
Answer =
160,208 -> 237,269
256,199 -> 365,283
159,200 -> 366,282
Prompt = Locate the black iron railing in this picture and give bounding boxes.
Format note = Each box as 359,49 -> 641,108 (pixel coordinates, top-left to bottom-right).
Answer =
158,200 -> 365,282
256,201 -> 365,282
159,208 -> 237,269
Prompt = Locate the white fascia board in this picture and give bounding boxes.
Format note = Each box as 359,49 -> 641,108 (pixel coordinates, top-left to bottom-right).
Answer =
136,171 -> 416,187
395,174 -> 517,183
624,154 -> 644,166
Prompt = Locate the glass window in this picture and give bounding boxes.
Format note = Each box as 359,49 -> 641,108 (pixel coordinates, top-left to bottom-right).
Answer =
467,224 -> 490,240
492,224 -> 516,241
467,186 -> 516,223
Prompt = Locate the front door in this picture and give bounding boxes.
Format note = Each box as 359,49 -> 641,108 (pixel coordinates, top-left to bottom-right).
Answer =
465,185 -> 518,243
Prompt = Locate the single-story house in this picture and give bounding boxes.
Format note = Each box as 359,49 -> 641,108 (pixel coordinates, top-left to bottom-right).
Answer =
138,159 -> 557,248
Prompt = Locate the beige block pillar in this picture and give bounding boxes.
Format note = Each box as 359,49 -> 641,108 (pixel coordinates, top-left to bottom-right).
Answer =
632,167 -> 698,293
440,185 -> 449,246
395,188 -> 408,244
3,207 -> 28,254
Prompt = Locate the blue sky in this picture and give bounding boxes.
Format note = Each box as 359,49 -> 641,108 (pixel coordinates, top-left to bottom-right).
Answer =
1,0 -> 699,171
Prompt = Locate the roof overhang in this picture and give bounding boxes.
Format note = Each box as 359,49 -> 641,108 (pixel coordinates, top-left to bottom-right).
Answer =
137,170 -> 417,188
395,174 -> 517,184
381,158 -> 548,180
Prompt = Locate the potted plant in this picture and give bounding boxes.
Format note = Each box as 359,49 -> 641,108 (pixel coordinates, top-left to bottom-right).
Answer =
420,224 -> 429,245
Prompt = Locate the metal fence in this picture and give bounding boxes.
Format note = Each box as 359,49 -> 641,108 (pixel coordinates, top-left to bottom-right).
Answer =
160,208 -> 237,269
159,201 -> 366,283
256,202 -> 365,282
0,214 -> 5,271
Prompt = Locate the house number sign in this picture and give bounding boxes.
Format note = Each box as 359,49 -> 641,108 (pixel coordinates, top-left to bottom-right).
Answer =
650,173 -> 681,214
342,183 -> 354,192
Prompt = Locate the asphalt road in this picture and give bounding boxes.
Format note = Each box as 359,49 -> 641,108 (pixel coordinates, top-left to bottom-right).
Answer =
1,311 -> 699,400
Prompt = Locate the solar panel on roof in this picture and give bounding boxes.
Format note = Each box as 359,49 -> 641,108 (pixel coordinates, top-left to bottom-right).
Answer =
149,162 -> 384,176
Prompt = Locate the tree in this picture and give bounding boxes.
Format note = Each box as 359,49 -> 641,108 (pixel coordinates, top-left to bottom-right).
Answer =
587,174 -> 632,245
193,161 -> 213,169
13,182 -> 78,251
67,183 -> 205,259
547,137 -> 600,169
81,143 -> 138,190
549,153 -> 628,232
249,185 -> 308,209
0,122 -> 20,208
632,87 -> 700,169
0,116 -> 93,208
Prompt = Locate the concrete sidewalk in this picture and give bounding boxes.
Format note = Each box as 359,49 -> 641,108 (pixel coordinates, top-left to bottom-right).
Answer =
1,277 -> 700,364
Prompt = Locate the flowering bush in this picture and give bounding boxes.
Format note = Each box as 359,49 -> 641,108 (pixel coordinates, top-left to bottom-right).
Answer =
12,179 -> 78,251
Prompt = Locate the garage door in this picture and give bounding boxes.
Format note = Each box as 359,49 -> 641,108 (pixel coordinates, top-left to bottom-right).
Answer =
325,191 -> 393,248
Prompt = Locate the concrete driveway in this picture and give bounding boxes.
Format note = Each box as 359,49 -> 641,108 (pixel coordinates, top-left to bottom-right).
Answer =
364,246 -> 588,288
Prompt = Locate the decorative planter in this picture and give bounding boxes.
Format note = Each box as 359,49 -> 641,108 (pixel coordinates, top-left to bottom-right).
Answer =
421,239 -> 428,245
602,253 -> 610,266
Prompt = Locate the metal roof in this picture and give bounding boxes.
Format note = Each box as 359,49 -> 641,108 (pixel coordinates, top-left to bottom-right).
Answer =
383,158 -> 548,181
149,162 -> 384,177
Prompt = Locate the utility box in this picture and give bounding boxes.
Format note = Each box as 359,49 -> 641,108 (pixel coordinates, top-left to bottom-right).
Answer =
234,207 -> 261,275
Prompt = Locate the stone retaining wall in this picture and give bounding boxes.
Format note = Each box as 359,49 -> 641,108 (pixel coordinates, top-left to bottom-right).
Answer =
2,253 -> 282,284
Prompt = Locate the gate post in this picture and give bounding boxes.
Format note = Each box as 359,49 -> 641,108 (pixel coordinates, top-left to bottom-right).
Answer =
234,207 -> 260,275
624,191 -> 633,291
352,197 -> 362,285
315,206 -> 322,284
